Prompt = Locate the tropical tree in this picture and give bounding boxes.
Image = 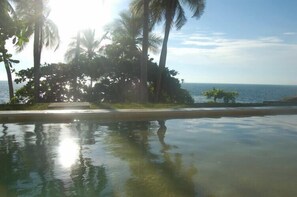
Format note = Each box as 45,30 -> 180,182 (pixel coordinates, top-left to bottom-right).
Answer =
0,0 -> 28,101
155,0 -> 205,101
65,29 -> 107,91
140,0 -> 150,103
14,0 -> 60,102
203,88 -> 239,103
65,29 -> 107,62
1,0 -> 17,100
2,52 -> 20,101
106,11 -> 161,59
107,10 -> 161,102
131,0 -> 205,101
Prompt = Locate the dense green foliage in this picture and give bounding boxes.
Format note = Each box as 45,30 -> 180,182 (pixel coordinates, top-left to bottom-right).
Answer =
3,1 -> 195,105
0,0 -> 29,100
203,88 -> 239,103
13,56 -> 194,104
14,0 -> 60,102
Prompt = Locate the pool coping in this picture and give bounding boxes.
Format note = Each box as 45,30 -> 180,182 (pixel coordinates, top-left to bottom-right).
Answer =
1,106 -> 297,123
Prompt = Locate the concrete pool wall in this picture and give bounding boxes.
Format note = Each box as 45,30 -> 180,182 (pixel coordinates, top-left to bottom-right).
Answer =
1,106 -> 297,123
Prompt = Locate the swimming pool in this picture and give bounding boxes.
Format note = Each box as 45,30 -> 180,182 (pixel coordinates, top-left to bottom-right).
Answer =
1,115 -> 297,196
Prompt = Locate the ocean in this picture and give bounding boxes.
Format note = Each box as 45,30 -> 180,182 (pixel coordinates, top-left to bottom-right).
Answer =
0,81 -> 24,104
1,81 -> 297,104
182,83 -> 297,103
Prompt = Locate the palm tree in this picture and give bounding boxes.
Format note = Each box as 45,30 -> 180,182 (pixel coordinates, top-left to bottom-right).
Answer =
107,10 -> 161,102
14,0 -> 60,102
0,0 -> 23,101
1,0 -> 15,101
65,29 -> 107,91
140,0 -> 150,103
132,0 -> 205,101
65,29 -> 107,62
107,11 -> 161,57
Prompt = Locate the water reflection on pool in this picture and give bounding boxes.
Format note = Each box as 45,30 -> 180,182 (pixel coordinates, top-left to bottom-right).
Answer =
1,115 -> 297,197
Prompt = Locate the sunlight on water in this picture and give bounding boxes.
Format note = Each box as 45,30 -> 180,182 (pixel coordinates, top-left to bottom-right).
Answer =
1,116 -> 297,196
58,138 -> 79,168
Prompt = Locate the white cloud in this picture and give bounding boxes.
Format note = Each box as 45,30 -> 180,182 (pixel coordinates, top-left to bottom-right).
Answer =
283,32 -> 297,36
211,32 -> 225,36
166,32 -> 297,85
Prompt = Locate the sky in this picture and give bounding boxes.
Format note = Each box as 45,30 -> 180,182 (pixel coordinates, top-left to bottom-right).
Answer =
1,0 -> 297,85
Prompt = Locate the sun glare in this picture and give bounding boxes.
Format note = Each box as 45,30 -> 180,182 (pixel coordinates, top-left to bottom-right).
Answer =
49,0 -> 113,37
58,138 -> 79,168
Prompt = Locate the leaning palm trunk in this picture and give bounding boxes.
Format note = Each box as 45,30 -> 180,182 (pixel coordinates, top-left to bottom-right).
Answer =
4,61 -> 14,100
155,4 -> 173,102
148,0 -> 205,102
140,0 -> 150,103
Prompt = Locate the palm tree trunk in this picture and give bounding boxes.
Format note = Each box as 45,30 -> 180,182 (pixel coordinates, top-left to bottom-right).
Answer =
33,0 -> 43,102
73,31 -> 81,101
4,61 -> 14,101
155,8 -> 173,102
33,20 -> 42,102
140,0 -> 149,103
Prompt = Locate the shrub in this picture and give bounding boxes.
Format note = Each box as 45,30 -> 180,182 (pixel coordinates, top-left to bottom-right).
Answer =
203,88 -> 239,103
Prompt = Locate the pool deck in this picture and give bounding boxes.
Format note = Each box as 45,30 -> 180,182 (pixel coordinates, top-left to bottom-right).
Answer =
1,106 -> 297,123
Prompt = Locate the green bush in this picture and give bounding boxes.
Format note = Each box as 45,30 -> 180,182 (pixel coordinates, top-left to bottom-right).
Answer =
203,88 -> 239,103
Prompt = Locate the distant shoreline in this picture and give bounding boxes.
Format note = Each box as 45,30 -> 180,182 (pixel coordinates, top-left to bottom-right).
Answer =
181,82 -> 297,86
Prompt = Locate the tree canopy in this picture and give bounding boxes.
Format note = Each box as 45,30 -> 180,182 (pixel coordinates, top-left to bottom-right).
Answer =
4,0 -> 197,105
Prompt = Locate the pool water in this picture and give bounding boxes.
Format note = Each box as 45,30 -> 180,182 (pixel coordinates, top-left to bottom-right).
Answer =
1,115 -> 297,197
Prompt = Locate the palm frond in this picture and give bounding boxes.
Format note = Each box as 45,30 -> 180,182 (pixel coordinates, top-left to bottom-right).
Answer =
65,47 -> 82,62
148,33 -> 162,54
174,1 -> 187,30
184,0 -> 205,18
43,18 -> 60,51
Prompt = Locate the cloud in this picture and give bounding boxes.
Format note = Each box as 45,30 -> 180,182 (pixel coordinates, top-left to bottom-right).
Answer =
169,32 -> 297,66
283,32 -> 297,36
165,32 -> 297,85
211,32 -> 226,36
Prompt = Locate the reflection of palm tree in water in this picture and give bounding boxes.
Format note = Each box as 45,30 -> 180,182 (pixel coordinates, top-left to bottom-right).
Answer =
0,123 -> 108,196
105,121 -> 198,197
33,123 -> 66,196
157,120 -> 170,151
70,122 -> 108,196
157,120 -> 198,197
2,123 -> 8,135
0,123 -> 65,196
0,124 -> 21,196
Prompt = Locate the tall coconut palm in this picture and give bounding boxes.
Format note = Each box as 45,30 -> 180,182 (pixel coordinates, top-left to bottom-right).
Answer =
107,11 -> 161,57
14,0 -> 60,102
155,0 -> 205,101
140,0 -> 150,103
65,29 -> 107,62
108,9 -> 161,102
1,0 -> 16,101
65,29 -> 107,90
131,0 -> 205,101
0,0 -> 25,101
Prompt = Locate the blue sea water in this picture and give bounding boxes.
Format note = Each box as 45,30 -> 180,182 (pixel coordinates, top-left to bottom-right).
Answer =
0,81 -> 23,104
1,81 -> 297,104
182,83 -> 297,103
